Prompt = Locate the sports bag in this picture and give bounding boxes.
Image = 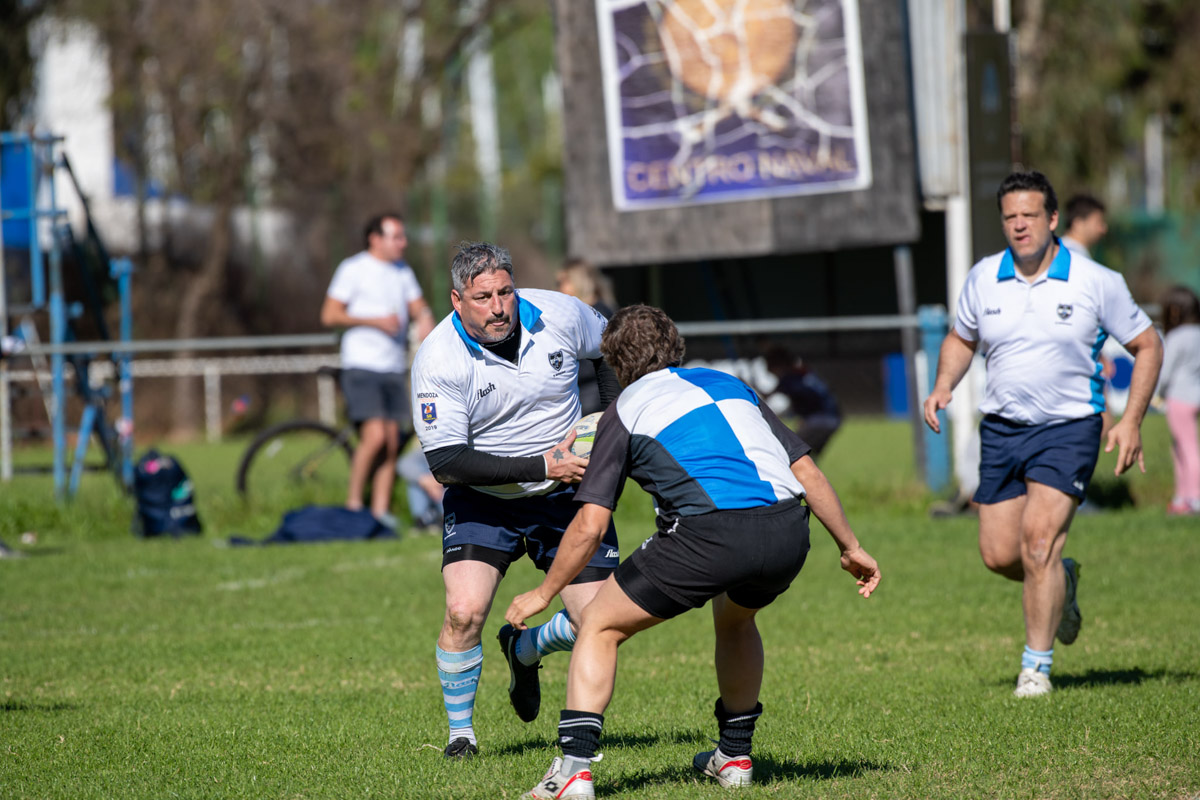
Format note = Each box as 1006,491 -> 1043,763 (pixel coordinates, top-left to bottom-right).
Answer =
132,449 -> 202,537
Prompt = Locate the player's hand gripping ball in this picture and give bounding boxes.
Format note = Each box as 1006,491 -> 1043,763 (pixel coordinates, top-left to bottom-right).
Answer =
570,412 -> 603,458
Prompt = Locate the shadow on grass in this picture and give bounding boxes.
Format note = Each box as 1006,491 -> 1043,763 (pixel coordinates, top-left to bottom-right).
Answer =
607,757 -> 895,793
1053,666 -> 1196,689
490,728 -> 703,758
2,700 -> 77,712
992,666 -> 1196,690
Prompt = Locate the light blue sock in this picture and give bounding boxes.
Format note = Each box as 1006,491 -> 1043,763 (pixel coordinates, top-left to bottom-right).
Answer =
1021,645 -> 1053,677
515,609 -> 576,665
436,644 -> 483,745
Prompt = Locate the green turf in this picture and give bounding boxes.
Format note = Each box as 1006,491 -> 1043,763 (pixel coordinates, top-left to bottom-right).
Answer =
1,417 -> 1196,799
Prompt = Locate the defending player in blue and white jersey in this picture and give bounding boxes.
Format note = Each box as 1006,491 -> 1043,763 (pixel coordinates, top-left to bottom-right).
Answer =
506,305 -> 881,798
410,242 -> 622,759
924,171 -> 1163,698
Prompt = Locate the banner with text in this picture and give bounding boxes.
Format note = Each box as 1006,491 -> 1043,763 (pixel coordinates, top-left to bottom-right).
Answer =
596,0 -> 873,211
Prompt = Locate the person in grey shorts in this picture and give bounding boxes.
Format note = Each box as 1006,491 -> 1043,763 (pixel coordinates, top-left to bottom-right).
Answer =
320,212 -> 434,523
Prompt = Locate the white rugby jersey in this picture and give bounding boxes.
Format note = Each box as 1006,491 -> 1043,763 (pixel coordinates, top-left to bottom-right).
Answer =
410,288 -> 608,498
954,240 -> 1153,425
326,252 -> 424,373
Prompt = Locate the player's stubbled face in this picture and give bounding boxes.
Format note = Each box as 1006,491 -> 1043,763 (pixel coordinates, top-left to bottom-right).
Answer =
452,269 -> 517,343
1000,190 -> 1059,266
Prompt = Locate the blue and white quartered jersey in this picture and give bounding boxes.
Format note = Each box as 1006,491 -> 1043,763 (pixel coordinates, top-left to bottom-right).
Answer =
410,288 -> 608,499
574,367 -> 810,519
954,240 -> 1153,425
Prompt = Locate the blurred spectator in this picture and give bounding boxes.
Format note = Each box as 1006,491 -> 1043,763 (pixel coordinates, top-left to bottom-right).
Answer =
397,448 -> 445,532
557,258 -> 616,318
556,258 -> 617,415
1059,194 -> 1108,257
763,346 -> 841,457
1156,285 -> 1200,516
320,212 -> 434,525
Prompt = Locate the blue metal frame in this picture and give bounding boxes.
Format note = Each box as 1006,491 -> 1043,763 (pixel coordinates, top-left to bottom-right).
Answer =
1,132 -> 134,497
918,304 -> 952,494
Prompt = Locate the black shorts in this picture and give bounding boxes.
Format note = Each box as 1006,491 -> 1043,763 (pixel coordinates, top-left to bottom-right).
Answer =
440,484 -> 619,584
341,368 -> 411,426
615,498 -> 811,620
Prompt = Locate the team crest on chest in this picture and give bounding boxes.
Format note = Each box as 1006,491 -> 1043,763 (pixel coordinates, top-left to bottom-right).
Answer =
548,350 -> 564,371
1057,303 -> 1073,320
421,402 -> 437,423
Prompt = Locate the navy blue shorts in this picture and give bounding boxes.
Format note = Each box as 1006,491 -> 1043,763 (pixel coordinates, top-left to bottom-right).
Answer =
615,499 -> 811,620
341,368 -> 410,426
974,414 -> 1102,504
440,483 -> 619,584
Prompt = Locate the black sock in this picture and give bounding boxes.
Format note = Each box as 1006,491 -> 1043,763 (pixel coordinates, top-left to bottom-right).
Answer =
714,698 -> 762,757
558,709 -> 604,762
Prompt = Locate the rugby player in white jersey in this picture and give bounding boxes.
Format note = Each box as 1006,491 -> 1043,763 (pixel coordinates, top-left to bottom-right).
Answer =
506,305 -> 881,798
924,171 -> 1162,697
411,242 -> 621,758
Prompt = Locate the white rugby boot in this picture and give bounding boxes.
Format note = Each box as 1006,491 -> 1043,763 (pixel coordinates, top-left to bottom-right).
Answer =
1013,667 -> 1053,698
693,748 -> 754,787
523,756 -> 596,799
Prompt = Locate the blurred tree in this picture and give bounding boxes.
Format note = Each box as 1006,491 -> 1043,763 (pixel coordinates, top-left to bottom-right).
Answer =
57,0 -> 551,435
0,0 -> 47,130
1016,0 -> 1200,207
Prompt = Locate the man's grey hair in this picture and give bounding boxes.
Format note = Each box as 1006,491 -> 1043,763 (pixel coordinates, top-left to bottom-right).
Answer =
451,241 -> 514,293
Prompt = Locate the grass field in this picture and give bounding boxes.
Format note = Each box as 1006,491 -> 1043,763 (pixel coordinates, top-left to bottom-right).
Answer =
2,417 -> 1198,799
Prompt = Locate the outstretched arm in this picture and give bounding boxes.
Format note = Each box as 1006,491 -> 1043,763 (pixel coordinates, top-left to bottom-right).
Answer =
922,330 -> 978,433
792,455 -> 880,598
506,503 -> 613,628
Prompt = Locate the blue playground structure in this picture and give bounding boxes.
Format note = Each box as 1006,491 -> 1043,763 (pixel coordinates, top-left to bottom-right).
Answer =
1,131 -> 134,498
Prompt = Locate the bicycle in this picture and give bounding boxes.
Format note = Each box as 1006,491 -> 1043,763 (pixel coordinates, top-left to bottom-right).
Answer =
234,366 -> 357,504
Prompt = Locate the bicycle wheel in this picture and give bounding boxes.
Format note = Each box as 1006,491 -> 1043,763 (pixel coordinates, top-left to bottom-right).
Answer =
236,420 -> 355,505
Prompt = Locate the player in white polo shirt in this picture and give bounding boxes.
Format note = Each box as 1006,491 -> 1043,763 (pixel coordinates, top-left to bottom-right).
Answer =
924,171 -> 1163,698
411,241 -> 621,758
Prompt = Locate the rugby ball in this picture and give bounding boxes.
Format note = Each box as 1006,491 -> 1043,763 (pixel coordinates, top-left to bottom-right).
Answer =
570,412 -> 603,458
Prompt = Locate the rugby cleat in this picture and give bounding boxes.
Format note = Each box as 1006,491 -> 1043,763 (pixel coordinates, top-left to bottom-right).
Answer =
523,756 -> 595,799
693,748 -> 754,787
1013,668 -> 1053,698
497,623 -> 542,722
443,737 -> 478,759
1056,558 -> 1082,645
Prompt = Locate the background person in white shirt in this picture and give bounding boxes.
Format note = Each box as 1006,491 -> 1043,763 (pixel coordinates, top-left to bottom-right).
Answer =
320,213 -> 434,522
923,171 -> 1162,698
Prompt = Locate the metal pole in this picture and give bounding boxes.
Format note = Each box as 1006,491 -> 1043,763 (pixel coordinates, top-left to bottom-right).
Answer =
44,139 -> 68,498
893,245 -> 926,475
946,0 -> 977,499
318,372 -> 337,426
0,136 -> 9,483
204,364 -> 221,443
112,257 -> 134,488
919,305 -> 952,493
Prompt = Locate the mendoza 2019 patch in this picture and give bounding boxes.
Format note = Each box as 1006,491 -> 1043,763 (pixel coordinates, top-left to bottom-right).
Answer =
421,402 -> 437,423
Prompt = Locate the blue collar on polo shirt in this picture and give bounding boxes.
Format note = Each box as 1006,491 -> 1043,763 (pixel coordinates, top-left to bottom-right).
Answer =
451,292 -> 543,353
996,236 -> 1072,282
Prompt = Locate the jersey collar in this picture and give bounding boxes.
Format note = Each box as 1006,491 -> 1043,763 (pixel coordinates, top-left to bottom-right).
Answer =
996,237 -> 1072,282
451,292 -> 544,353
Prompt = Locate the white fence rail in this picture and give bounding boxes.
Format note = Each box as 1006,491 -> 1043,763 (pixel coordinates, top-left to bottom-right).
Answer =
3,352 -> 341,446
